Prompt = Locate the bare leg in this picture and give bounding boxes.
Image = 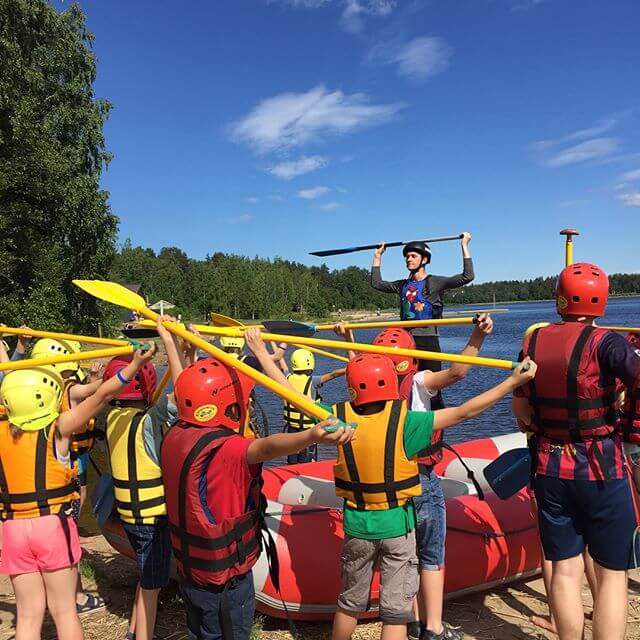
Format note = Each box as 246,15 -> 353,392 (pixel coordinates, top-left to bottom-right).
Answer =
128,583 -> 139,636
591,563 -> 628,640
381,623 -> 409,640
531,556 -> 558,633
134,586 -> 160,640
418,568 -> 446,634
549,555 -> 585,640
583,548 -> 597,599
42,566 -> 84,640
12,572 -> 46,640
332,607 -> 359,640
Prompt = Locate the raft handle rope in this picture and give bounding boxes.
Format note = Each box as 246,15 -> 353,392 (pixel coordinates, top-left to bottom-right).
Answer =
447,523 -> 538,541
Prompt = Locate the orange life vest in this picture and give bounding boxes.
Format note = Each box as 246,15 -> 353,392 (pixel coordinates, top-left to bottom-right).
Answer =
0,422 -> 78,520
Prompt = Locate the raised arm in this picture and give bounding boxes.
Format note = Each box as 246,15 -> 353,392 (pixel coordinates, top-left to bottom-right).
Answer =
57,344 -> 157,438
333,322 -> 357,360
371,243 -> 404,294
244,328 -> 293,390
156,316 -> 185,387
437,232 -> 475,290
420,313 -> 492,392
433,358 -> 536,432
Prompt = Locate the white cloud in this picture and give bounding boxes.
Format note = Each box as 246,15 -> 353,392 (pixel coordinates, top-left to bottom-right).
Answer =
268,0 -> 330,7
267,155 -> 328,180
230,85 -> 403,153
339,0 -> 397,32
226,214 -> 253,224
246,196 -> 260,204
618,192 -> 640,207
617,168 -> 640,184
539,138 -> 619,168
558,199 -> 589,208
532,116 -> 622,152
371,36 -> 452,82
299,186 -> 330,199
321,201 -> 341,210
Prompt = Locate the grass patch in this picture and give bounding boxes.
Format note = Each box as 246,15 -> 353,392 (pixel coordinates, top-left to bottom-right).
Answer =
250,615 -> 265,639
79,558 -> 96,581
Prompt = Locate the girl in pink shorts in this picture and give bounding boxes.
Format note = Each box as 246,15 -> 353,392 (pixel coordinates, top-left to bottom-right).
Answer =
0,345 -> 156,640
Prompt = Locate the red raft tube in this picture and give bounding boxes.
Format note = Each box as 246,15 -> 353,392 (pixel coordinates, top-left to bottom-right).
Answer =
98,432 -> 543,621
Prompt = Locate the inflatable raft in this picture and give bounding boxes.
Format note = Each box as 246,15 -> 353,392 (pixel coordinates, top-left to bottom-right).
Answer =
98,431 -> 543,620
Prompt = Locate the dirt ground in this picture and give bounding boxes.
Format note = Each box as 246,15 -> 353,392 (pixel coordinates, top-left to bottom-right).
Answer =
1,535 -> 639,640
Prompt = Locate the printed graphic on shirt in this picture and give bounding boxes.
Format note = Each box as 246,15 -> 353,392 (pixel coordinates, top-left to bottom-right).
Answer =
401,280 -> 433,321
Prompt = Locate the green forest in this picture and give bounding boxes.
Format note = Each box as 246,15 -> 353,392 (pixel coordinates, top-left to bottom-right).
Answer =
110,242 -> 640,322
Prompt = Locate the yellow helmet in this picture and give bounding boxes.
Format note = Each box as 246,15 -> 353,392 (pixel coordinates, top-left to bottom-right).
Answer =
31,338 -> 81,377
0,367 -> 64,431
291,349 -> 315,372
219,336 -> 246,351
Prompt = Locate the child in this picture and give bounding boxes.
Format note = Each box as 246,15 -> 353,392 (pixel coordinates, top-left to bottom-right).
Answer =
102,345 -> 175,640
373,315 -> 493,640
156,320 -> 355,640
330,352 -> 536,640
0,345 -> 156,640
282,348 -> 346,464
31,338 -> 107,614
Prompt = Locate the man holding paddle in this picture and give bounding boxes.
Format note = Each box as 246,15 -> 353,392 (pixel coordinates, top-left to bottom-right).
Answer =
371,232 -> 474,373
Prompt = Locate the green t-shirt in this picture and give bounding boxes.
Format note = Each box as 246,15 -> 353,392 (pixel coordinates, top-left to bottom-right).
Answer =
342,409 -> 435,540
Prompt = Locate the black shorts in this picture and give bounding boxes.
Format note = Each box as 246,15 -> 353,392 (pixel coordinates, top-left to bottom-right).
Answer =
535,475 -> 637,571
413,335 -> 441,373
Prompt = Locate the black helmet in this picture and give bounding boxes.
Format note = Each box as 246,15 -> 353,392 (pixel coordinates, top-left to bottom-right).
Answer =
402,241 -> 431,263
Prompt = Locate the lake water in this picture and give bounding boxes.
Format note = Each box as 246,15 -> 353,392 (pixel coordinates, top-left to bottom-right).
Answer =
252,297 -> 640,464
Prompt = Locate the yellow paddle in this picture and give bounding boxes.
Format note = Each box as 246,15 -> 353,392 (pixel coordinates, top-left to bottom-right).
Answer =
74,281 -> 345,425
0,326 -> 128,347
151,367 -> 172,406
291,345 -> 349,364
0,346 -> 134,373
561,228 -> 579,267
209,312 -> 348,363
136,319 -> 520,370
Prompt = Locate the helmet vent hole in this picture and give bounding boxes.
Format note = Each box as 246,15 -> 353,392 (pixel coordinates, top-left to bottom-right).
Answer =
199,367 -> 207,374
378,380 -> 385,387
574,270 -> 582,275
572,296 -> 580,303
591,297 -> 599,303
359,382 -> 366,390
185,399 -> 192,407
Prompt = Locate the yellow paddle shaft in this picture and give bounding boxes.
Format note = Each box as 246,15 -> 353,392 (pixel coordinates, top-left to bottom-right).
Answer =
313,317 -> 476,331
151,367 -> 172,405
292,344 -> 349,363
0,326 -> 128,347
136,315 -> 333,422
194,325 -> 516,370
0,346 -> 133,373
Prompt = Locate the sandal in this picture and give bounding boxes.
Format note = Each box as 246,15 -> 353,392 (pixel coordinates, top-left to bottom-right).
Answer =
76,593 -> 107,615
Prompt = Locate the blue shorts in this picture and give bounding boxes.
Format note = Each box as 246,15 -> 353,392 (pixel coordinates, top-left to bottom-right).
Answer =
122,517 -> 171,589
180,571 -> 255,640
534,475 -> 637,571
77,453 -> 88,487
413,470 -> 446,571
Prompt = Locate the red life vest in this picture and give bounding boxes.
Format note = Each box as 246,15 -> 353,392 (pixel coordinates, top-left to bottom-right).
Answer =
398,373 -> 444,468
619,333 -> 640,445
522,323 -> 618,441
160,421 -> 263,587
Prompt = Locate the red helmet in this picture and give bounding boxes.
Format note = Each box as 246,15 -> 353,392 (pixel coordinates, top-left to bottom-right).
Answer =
103,356 -> 157,403
555,263 -> 609,318
174,358 -> 255,430
346,354 -> 399,406
373,328 -> 417,377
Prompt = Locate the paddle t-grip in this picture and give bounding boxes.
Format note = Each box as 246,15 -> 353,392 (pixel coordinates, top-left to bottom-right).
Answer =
323,419 -> 358,433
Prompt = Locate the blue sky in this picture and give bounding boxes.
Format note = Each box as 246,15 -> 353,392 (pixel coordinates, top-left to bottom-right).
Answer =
55,0 -> 639,282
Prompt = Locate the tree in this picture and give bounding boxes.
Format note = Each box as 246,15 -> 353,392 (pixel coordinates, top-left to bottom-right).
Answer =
0,0 -> 118,332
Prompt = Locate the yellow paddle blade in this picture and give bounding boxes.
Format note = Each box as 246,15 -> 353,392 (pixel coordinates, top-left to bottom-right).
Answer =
209,312 -> 249,328
0,325 -> 127,347
0,346 -> 133,373
73,280 -> 149,314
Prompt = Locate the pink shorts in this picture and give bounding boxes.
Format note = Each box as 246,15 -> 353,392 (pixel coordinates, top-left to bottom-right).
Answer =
0,515 -> 81,576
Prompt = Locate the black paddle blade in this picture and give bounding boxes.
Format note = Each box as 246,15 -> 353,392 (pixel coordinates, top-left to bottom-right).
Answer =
121,327 -> 159,339
482,447 -> 531,500
261,320 -> 316,337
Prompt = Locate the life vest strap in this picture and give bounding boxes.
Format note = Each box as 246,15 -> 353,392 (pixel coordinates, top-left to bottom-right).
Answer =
173,535 -> 261,572
168,511 -> 260,551
116,495 -> 166,512
0,482 -> 78,505
334,475 -> 420,495
112,476 -> 164,489
532,392 -> 616,410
